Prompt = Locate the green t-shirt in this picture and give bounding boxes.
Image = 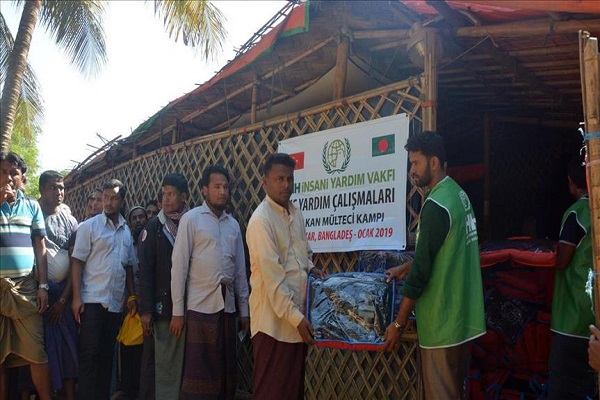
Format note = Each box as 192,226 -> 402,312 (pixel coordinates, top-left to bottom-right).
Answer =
403,177 -> 486,348
551,197 -> 593,338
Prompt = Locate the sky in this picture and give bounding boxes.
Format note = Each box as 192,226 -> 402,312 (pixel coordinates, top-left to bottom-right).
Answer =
3,1 -> 287,172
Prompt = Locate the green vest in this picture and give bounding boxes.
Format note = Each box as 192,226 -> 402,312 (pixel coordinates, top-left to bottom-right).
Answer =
551,197 -> 593,338
415,177 -> 486,348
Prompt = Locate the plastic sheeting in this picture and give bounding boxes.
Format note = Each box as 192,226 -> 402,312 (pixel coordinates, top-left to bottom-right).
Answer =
358,250 -> 414,313
307,273 -> 394,350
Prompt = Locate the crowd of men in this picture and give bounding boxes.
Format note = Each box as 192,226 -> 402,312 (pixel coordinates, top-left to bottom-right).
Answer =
0,129 -> 597,400
0,150 -> 316,400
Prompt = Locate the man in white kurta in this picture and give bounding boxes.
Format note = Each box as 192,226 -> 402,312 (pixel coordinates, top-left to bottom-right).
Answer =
247,153 -> 324,400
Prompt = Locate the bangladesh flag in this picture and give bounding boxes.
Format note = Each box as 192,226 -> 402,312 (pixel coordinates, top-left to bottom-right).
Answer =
372,134 -> 395,157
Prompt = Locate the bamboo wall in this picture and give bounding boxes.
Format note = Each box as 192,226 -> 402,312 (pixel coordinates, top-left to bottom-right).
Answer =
66,77 -> 425,399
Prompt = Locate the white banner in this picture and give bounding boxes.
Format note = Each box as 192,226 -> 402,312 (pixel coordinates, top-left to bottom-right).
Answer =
279,114 -> 409,253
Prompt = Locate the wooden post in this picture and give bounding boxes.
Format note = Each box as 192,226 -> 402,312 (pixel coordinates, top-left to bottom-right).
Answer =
332,27 -> 350,100
171,125 -> 177,145
580,32 -> 600,376
251,73 -> 258,124
423,29 -> 438,132
483,113 -> 492,242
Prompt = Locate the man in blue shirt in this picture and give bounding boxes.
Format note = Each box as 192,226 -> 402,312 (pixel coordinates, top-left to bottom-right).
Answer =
71,179 -> 138,400
0,152 -> 52,400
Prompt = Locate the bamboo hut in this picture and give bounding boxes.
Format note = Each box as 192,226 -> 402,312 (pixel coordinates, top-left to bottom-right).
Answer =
65,1 -> 600,398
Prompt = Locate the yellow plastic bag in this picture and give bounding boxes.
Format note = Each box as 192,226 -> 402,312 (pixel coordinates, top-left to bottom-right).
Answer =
117,313 -> 143,346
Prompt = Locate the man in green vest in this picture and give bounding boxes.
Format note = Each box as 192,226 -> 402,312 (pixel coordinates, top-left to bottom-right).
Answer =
383,131 -> 486,399
548,157 -> 596,400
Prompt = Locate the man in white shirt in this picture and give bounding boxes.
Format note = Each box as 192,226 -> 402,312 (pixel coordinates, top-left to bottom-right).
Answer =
246,153 -> 324,400
170,165 -> 249,400
71,179 -> 138,400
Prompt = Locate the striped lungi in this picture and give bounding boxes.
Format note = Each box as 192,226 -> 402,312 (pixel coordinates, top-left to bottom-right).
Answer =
181,309 -> 237,400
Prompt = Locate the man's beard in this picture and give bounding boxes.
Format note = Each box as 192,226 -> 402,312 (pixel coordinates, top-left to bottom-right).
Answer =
416,163 -> 433,188
207,200 -> 226,212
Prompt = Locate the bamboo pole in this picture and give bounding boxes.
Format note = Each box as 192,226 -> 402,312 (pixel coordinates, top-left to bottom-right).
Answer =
440,59 -> 579,75
353,29 -> 408,40
580,32 -> 600,372
369,39 -> 410,52
465,0 -> 600,14
507,46 -> 578,58
460,45 -> 578,61
455,18 -> 600,38
333,27 -> 350,100
423,29 -> 438,132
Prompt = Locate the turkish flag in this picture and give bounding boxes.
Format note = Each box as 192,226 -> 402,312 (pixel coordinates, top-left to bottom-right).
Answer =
290,152 -> 305,170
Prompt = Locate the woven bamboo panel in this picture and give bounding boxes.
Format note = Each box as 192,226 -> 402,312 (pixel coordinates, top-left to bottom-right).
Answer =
66,78 -> 425,399
305,336 -> 421,400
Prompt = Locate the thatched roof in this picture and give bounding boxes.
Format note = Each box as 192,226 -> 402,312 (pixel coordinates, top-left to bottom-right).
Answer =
66,0 -> 600,183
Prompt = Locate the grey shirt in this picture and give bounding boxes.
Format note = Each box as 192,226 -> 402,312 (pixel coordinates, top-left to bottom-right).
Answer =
171,203 -> 249,317
43,204 -> 78,250
43,204 -> 78,282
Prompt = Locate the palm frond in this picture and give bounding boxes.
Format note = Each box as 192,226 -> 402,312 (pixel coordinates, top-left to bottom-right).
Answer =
153,0 -> 226,61
39,0 -> 107,78
0,11 -> 44,139
13,86 -> 43,141
0,12 -> 13,83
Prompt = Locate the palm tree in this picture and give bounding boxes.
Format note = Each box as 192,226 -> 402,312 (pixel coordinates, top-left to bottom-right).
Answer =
1,0 -> 45,154
0,0 -> 226,154
0,11 -> 44,144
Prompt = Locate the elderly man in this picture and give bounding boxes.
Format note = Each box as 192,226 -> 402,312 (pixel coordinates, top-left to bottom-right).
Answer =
38,170 -> 79,400
71,179 -> 138,400
0,152 -> 52,400
115,205 -> 148,399
128,206 -> 147,243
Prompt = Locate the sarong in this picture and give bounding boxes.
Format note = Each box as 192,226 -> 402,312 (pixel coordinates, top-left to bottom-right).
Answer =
42,280 -> 78,391
155,318 -> 185,400
0,274 -> 47,367
181,310 -> 236,400
251,332 -> 307,400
